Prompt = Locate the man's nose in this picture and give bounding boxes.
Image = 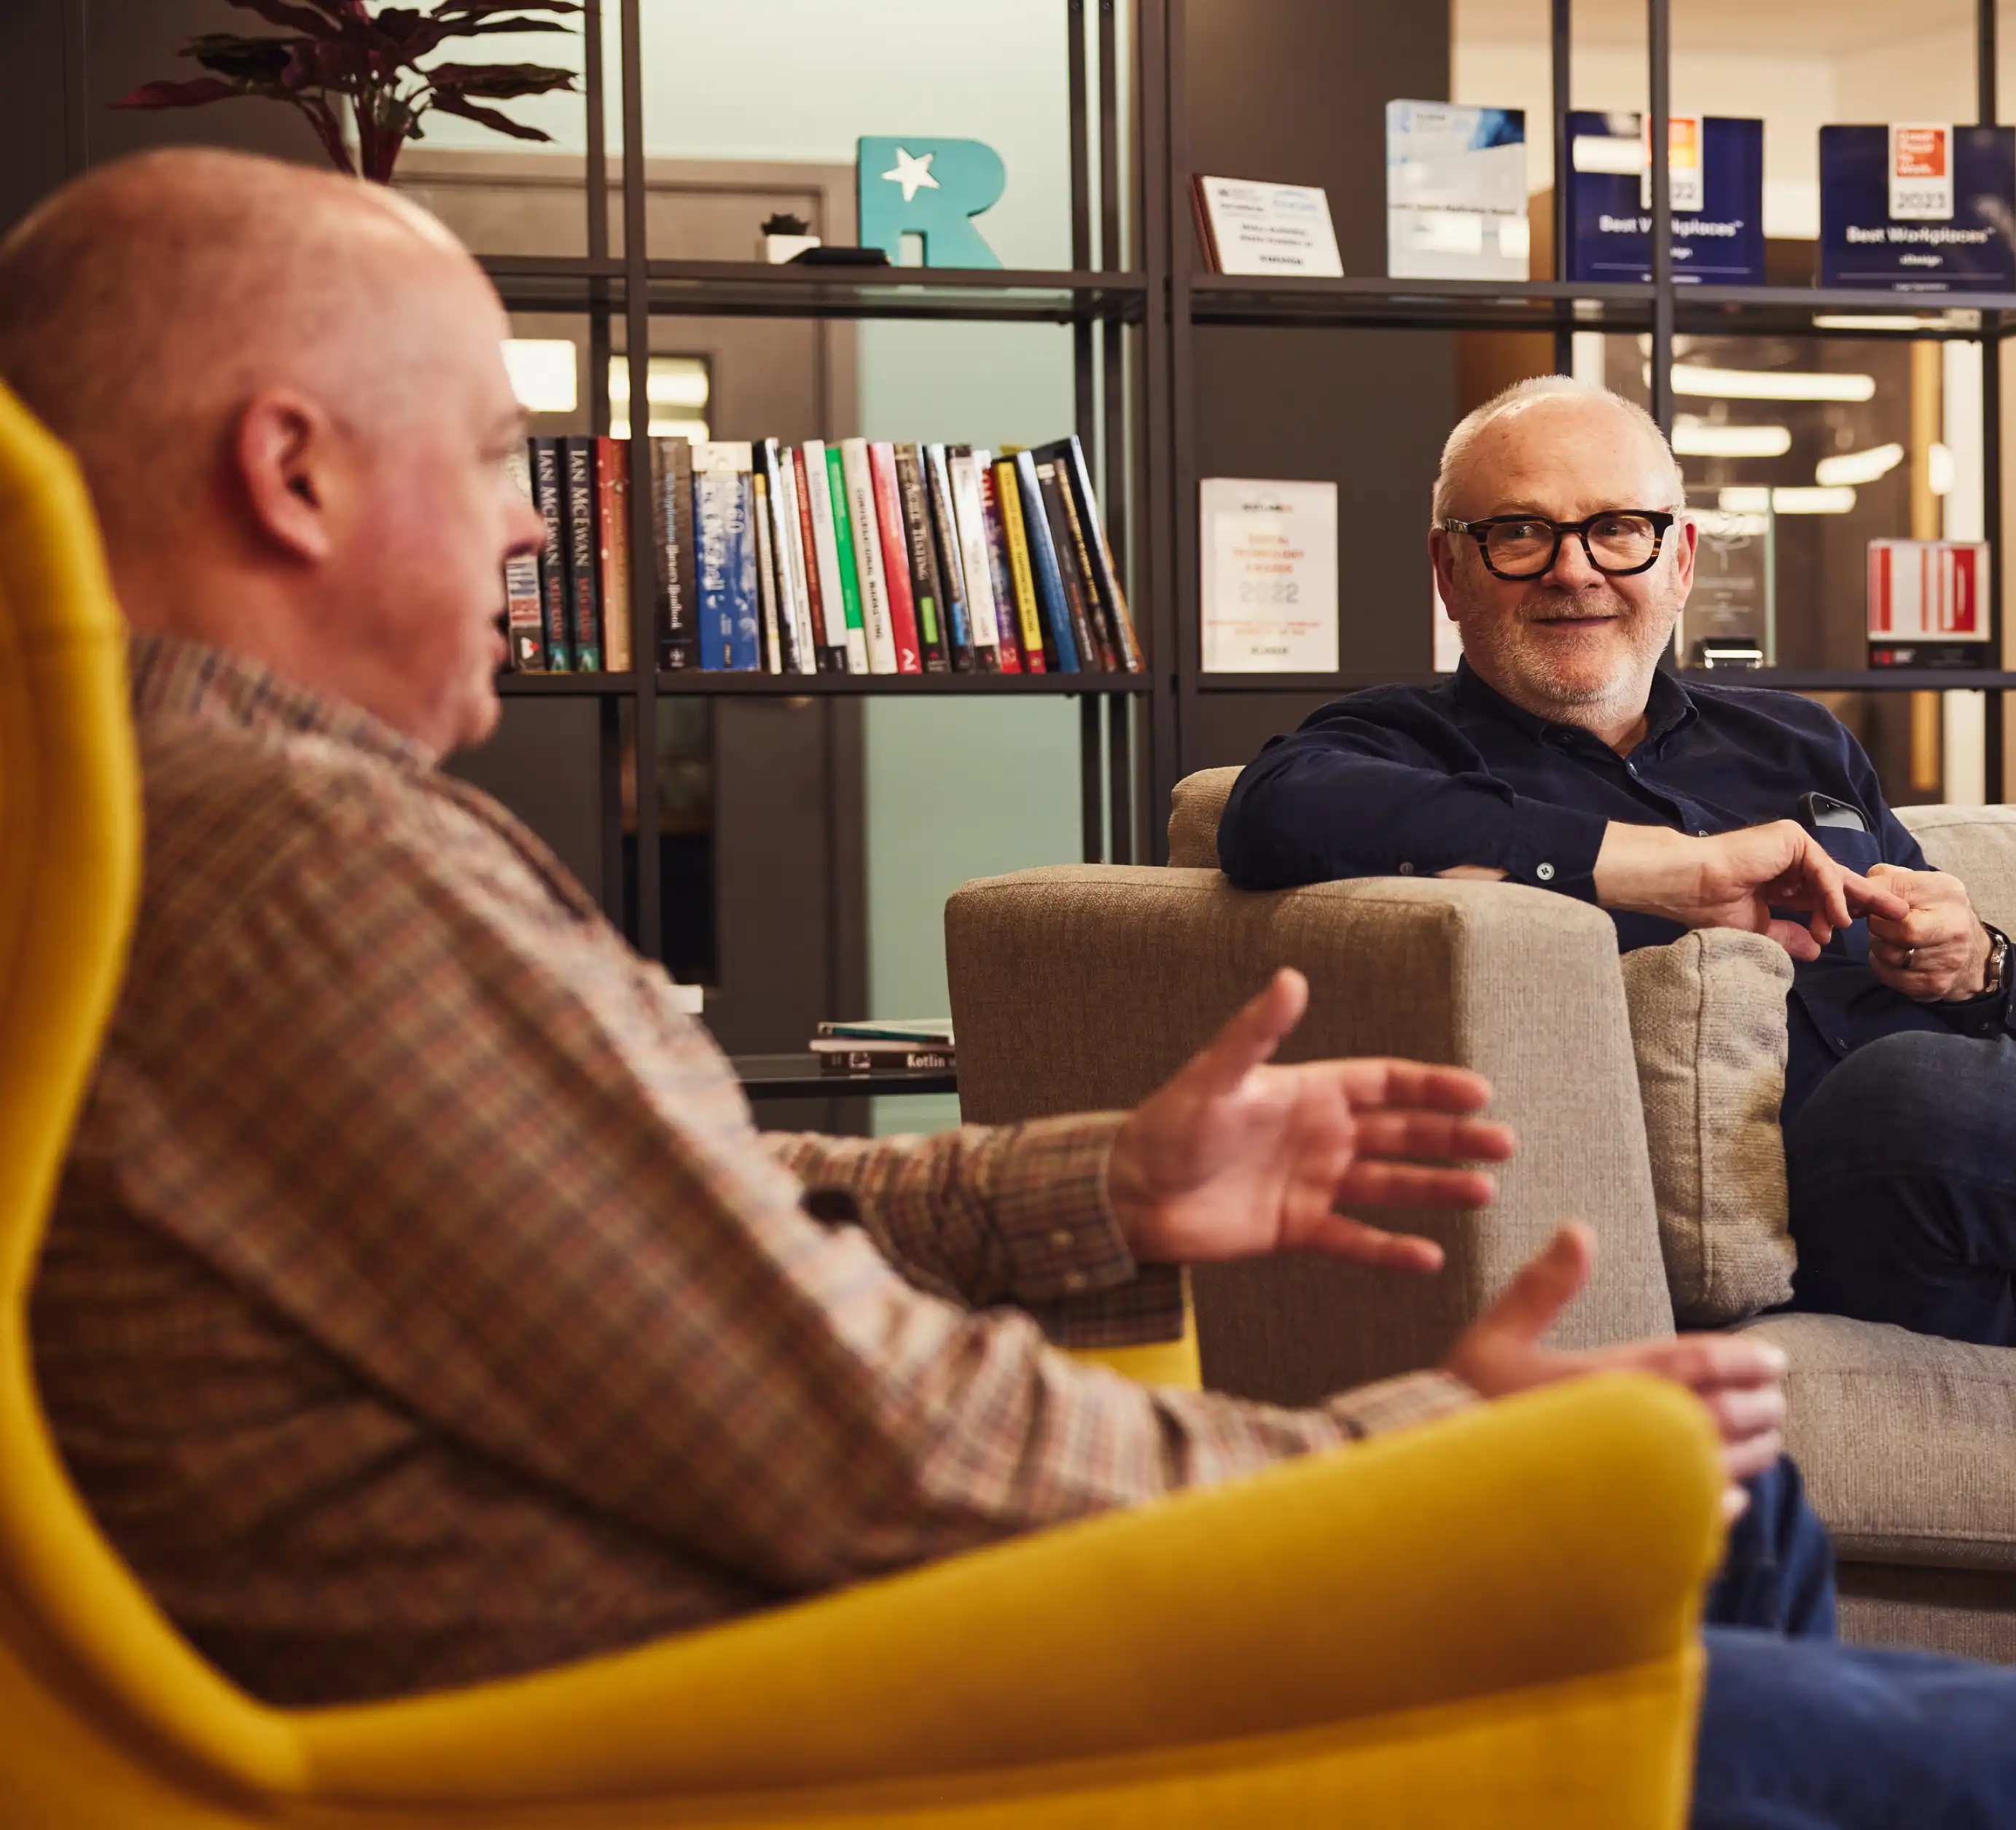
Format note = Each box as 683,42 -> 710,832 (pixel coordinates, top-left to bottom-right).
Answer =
1542,529 -> 1603,588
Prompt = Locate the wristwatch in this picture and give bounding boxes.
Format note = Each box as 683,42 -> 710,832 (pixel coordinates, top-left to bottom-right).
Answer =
1980,924 -> 2012,1000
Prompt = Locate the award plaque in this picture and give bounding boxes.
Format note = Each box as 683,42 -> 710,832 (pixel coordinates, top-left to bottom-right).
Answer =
1683,493 -> 1775,668
1199,477 -> 1339,671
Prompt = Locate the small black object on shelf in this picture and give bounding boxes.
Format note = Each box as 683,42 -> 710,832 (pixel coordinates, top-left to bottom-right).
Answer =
789,245 -> 891,267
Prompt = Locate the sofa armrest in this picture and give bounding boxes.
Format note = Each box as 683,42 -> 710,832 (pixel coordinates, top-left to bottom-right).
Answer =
948,867 -> 1674,1403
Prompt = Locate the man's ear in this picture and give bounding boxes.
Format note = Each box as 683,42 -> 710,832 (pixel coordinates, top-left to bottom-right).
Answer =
232,389 -> 339,564
1428,525 -> 1461,609
1668,512 -> 1699,603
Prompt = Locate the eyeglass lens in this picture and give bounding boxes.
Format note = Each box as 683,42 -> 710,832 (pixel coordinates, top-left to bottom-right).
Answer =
1485,514 -> 1660,578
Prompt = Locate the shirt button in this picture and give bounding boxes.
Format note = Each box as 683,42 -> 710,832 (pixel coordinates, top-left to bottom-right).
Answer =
1048,1228 -> 1074,1250
1062,1270 -> 1089,1293
1536,861 -> 1556,882
1398,861 -> 1415,875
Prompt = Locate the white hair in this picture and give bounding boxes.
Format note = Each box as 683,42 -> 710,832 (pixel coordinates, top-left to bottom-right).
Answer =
1430,375 -> 1686,523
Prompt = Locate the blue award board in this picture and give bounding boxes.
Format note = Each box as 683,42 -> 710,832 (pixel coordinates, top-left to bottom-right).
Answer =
1563,112 -> 1763,285
1819,126 -> 2016,291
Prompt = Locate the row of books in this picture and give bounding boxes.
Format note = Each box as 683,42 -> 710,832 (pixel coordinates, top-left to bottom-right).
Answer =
504,432 -> 1143,676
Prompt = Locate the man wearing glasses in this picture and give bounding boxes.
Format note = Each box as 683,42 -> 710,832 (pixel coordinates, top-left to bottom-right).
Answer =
1219,375 -> 2016,1350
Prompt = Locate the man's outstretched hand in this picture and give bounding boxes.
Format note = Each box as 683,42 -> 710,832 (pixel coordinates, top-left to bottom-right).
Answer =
1106,968 -> 1514,1275
1445,1222 -> 1788,1516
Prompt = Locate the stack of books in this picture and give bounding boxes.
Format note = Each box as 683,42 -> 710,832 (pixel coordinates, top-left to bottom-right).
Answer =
504,433 -> 1142,677
808,1019 -> 956,1076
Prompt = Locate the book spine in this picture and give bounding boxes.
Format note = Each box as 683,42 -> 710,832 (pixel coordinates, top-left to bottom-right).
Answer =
731,457 -> 761,671
891,444 -> 948,671
982,458 -> 1039,672
1014,450 -> 1080,671
595,436 -> 632,673
692,443 -> 756,671
504,445 -> 546,670
772,443 -> 818,674
1049,434 -> 1142,671
531,437 -> 572,670
840,437 -> 898,674
760,439 -> 807,673
657,436 -> 698,671
923,444 -> 974,670
993,455 -> 1050,671
867,441 -> 924,673
820,445 -> 871,673
752,469 -> 785,673
563,438 -> 603,672
793,445 -> 842,671
819,1047 -> 956,1076
1045,453 -> 1115,672
1034,457 -> 1101,671
949,449 -> 1004,672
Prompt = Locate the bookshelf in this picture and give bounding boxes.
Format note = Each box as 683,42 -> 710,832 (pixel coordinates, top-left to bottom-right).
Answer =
1163,0 -> 2015,810
516,0 -> 2011,955
487,0 -> 1152,969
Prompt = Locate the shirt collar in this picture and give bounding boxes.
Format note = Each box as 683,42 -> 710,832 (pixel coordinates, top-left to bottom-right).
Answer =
1452,657 -> 1697,751
128,632 -> 437,774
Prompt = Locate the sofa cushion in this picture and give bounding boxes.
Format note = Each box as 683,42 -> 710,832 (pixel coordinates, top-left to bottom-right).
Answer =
1168,768 -> 1241,869
1736,1312 -> 2016,1572
1898,804 -> 2016,934
1620,930 -> 1795,1326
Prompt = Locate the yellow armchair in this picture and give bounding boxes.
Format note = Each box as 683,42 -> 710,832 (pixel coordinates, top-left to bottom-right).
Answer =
0,378 -> 1724,1828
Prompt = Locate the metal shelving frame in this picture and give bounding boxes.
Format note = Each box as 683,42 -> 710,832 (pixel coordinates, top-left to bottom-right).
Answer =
1160,0 -> 2014,806
491,0 -> 2012,918
488,0 -> 1160,957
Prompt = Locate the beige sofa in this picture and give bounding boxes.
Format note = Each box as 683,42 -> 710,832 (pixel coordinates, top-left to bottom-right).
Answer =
946,770 -> 2016,1661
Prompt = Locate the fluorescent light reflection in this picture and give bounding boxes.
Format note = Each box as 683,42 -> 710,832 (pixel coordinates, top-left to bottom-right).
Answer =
1719,485 -> 1858,515
1656,363 -> 1878,402
1814,442 -> 1904,487
501,338 -> 578,414
1673,417 -> 1792,458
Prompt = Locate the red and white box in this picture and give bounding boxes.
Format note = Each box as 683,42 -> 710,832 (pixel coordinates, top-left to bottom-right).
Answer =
1866,538 -> 1990,643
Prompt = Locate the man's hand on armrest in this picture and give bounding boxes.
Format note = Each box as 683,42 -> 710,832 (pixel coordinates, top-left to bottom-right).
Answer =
1593,819 -> 1907,961
1106,968 -> 1515,1276
1445,1222 -> 1787,1521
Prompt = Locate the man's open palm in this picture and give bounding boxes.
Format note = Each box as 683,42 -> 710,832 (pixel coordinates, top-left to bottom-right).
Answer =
1107,969 -> 1514,1274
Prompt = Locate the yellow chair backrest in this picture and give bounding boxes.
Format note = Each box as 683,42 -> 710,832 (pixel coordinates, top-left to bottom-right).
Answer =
0,382 -> 310,1794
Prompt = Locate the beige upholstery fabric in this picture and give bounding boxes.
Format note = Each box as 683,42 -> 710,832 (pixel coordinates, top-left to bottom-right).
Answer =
1167,768 -> 1240,869
947,867 -> 1675,1401
1899,803 -> 2016,932
1738,1313 -> 2016,1571
1620,932 -> 1795,1326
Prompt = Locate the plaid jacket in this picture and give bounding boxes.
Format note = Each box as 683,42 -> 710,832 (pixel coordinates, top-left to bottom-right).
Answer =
31,634 -> 1473,1705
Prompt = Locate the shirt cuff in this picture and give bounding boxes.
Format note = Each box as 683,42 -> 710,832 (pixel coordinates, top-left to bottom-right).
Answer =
1504,800 -> 1610,903
1325,1369 -> 1478,1439
982,1111 -> 1139,1305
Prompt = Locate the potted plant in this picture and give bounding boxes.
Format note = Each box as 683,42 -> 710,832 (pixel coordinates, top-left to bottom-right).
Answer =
115,0 -> 582,185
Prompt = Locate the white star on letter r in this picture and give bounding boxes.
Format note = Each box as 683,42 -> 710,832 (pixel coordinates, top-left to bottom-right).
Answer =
881,146 -> 940,205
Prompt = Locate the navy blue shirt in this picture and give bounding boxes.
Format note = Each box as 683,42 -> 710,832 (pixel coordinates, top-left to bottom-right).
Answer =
1219,662 -> 2013,1119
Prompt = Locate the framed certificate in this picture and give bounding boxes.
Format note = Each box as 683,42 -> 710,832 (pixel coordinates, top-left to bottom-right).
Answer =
1200,478 -> 1339,672
1192,176 -> 1345,278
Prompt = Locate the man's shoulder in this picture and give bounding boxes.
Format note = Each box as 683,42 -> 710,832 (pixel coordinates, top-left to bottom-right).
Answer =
1678,676 -> 1855,744
137,713 -> 574,920
1293,676 -> 1461,734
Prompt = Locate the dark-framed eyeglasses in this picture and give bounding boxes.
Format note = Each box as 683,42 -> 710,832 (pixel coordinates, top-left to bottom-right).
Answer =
1442,509 -> 1679,581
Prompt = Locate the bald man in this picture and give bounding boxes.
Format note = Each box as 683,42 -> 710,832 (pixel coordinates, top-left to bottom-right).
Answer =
1222,376 -> 2016,1353
9,155 -> 2016,1828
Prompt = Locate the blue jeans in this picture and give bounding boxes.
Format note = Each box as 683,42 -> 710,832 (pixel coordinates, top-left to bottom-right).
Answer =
1695,1458 -> 2016,1827
1784,1031 -> 2016,1345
